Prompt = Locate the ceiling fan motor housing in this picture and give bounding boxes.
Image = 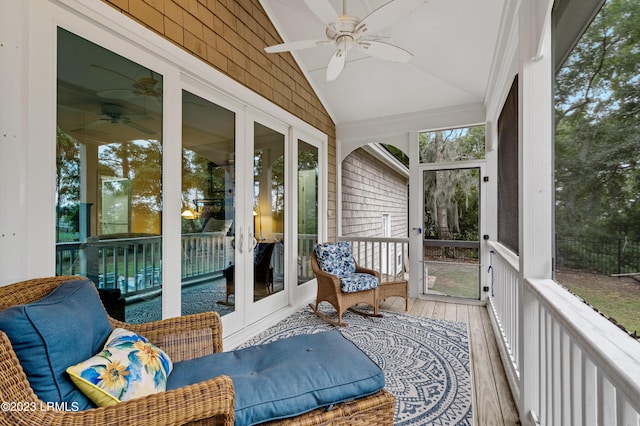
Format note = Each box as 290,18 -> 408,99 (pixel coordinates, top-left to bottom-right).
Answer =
326,15 -> 363,49
102,103 -> 125,122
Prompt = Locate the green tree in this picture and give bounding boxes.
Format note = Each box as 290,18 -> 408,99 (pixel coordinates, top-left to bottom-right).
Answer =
419,126 -> 484,241
55,127 -> 80,241
555,0 -> 640,240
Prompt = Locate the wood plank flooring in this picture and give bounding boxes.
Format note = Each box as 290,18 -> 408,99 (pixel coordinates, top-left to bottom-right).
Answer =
379,296 -> 521,425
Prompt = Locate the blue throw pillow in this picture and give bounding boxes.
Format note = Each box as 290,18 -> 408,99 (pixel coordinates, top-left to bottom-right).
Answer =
167,330 -> 385,425
0,279 -> 113,410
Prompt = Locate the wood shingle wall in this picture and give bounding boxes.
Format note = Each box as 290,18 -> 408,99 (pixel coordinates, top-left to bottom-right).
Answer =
341,148 -> 408,238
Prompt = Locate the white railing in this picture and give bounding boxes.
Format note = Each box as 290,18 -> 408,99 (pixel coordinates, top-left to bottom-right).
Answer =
298,234 -> 318,281
487,242 -> 640,425
487,242 -> 521,391
56,233 -> 229,296
181,233 -> 230,278
524,279 -> 640,426
267,234 -> 318,282
337,236 -> 409,282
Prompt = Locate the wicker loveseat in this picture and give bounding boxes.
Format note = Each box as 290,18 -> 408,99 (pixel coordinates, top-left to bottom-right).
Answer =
0,276 -> 395,425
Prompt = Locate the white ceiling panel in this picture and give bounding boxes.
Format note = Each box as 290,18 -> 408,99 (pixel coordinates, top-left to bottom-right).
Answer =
260,0 -> 505,125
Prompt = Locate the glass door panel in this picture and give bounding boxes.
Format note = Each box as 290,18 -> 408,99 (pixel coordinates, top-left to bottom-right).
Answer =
181,91 -> 235,317
253,122 -> 285,302
422,167 -> 480,300
55,28 -> 163,323
297,140 -> 318,284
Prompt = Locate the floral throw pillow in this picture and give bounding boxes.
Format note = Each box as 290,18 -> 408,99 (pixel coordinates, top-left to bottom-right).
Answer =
66,328 -> 173,407
315,242 -> 356,277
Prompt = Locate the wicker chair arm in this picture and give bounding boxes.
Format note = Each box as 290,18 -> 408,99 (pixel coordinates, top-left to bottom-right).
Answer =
109,311 -> 224,357
312,267 -> 342,292
3,375 -> 235,426
0,329 -> 233,426
355,264 -> 381,280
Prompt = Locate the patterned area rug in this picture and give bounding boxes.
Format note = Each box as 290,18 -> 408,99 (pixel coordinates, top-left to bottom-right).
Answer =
124,282 -> 233,324
239,306 -> 473,425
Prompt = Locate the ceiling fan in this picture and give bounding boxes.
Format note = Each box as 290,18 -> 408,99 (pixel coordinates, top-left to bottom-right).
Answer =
264,0 -> 426,81
74,103 -> 156,135
91,65 -> 162,100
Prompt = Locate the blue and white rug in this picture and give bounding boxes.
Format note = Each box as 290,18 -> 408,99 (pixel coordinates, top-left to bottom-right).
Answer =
239,306 -> 473,425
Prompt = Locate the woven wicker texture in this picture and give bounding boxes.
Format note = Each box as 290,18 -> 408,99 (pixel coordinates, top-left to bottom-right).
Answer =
378,280 -> 408,311
0,276 -> 394,425
309,249 -> 381,326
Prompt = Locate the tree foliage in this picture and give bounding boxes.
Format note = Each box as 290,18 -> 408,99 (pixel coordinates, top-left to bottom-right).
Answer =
419,126 -> 484,240
55,128 -> 80,241
555,0 -> 640,240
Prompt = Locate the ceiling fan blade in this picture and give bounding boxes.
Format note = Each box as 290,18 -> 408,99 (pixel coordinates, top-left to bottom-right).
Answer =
89,64 -> 137,84
358,40 -> 413,62
265,39 -> 330,53
124,120 -> 156,135
97,88 -> 136,99
326,49 -> 346,81
357,0 -> 427,34
304,0 -> 340,24
76,119 -> 108,130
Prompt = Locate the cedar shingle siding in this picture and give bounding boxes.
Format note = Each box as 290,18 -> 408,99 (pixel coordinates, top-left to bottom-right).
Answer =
342,148 -> 408,238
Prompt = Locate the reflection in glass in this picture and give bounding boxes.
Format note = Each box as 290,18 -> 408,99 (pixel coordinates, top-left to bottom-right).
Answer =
55,28 -> 163,323
182,91 -> 235,316
419,125 -> 485,164
254,123 -> 285,301
297,140 -> 318,284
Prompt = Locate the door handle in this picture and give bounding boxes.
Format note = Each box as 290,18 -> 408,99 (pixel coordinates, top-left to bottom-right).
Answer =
249,232 -> 257,252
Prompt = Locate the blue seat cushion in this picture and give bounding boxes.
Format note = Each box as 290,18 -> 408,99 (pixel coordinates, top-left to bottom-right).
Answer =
0,279 -> 113,411
339,272 -> 379,293
167,330 -> 385,426
315,242 -> 356,277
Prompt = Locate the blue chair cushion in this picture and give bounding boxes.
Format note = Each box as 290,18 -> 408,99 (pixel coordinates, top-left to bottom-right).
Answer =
315,242 -> 356,277
339,272 -> 379,293
167,330 -> 385,426
0,279 -> 113,411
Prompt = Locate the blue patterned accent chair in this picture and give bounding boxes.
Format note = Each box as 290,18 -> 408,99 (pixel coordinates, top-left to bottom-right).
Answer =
310,242 -> 382,326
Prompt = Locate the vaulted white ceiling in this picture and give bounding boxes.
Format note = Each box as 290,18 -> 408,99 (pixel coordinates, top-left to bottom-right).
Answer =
260,0 -> 506,126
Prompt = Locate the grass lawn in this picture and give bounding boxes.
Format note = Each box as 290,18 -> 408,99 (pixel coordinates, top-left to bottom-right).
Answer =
556,271 -> 640,336
420,264 -> 640,337
426,261 -> 480,299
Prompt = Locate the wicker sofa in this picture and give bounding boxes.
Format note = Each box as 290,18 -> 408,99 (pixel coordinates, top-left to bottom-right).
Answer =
0,276 -> 395,425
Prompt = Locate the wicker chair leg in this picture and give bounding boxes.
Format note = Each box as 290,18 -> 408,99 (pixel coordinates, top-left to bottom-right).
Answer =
348,306 -> 383,318
309,302 -> 347,327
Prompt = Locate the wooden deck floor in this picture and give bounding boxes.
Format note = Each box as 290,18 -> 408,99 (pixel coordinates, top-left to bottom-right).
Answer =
379,296 -> 521,426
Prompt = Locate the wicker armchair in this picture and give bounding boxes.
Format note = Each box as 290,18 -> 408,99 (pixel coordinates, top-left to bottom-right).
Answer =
0,276 -> 395,425
310,243 -> 383,327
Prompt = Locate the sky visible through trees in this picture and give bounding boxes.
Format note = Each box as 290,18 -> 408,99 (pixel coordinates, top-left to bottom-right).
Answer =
554,0 -> 640,334
555,0 -> 640,243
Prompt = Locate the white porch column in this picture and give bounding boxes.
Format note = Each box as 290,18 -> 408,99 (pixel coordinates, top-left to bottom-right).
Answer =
408,131 -> 422,298
0,1 -> 29,284
518,0 -> 554,423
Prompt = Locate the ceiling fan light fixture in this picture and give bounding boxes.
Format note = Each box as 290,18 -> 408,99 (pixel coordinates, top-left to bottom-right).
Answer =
264,0 -> 426,81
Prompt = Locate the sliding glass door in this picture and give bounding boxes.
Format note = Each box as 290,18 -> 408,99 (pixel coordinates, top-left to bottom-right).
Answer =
56,28 -> 163,323
181,91 -> 236,318
297,139 -> 319,285
245,113 -> 289,323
